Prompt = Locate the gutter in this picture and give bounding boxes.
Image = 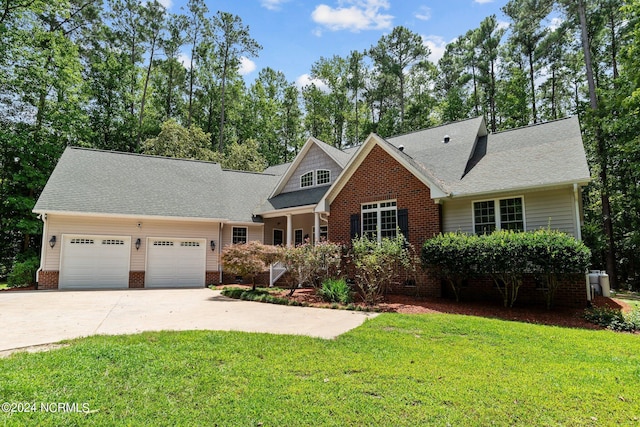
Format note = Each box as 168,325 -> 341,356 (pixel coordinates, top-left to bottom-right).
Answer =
573,183 -> 582,241
35,213 -> 47,287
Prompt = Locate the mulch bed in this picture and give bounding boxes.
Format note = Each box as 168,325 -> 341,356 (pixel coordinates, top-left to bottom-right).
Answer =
217,285 -> 632,331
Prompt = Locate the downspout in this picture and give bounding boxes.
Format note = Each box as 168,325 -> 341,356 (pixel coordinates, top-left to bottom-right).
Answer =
218,223 -> 223,284
36,213 -> 47,288
573,183 -> 582,241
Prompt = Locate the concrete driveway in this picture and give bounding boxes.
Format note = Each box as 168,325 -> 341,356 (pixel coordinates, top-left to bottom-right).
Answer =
0,288 -> 377,352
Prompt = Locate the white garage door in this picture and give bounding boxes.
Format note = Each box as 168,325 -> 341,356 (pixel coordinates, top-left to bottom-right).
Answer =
59,235 -> 131,289
146,238 -> 206,288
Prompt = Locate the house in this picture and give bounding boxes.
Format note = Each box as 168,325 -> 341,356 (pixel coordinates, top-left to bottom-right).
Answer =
34,116 -> 591,302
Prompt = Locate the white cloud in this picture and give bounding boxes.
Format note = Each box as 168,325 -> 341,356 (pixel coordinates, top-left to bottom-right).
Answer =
422,35 -> 447,64
497,20 -> 510,31
239,57 -> 257,75
415,6 -> 431,21
178,53 -> 191,69
549,17 -> 563,31
295,74 -> 329,91
260,0 -> 289,11
311,0 -> 393,33
474,0 -> 494,4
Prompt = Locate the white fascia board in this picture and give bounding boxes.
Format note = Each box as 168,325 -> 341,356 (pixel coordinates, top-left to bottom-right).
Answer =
446,179 -> 591,200
32,210 -> 228,223
258,205 -> 316,218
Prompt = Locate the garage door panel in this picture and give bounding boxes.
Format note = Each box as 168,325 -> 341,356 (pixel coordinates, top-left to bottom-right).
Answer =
146,239 -> 205,288
59,236 -> 130,289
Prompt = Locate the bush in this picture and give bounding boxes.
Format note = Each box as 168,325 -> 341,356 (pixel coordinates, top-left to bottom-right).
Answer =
7,255 -> 40,288
583,306 -> 640,332
422,230 -> 591,308
351,232 -> 413,305
318,278 -> 352,304
280,241 -> 342,295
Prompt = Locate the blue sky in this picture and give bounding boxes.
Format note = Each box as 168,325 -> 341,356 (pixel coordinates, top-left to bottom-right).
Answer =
163,0 -> 512,87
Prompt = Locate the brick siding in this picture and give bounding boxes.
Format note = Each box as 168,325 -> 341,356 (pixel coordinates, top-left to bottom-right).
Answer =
37,271 -> 59,290
206,271 -> 220,286
128,271 -> 145,288
328,144 -> 442,296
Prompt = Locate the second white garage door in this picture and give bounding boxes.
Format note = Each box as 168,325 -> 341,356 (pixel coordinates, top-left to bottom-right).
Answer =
146,238 -> 206,288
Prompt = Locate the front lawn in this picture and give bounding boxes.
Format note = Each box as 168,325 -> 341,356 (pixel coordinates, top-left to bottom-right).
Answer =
1,314 -> 639,426
0,283 -> 7,290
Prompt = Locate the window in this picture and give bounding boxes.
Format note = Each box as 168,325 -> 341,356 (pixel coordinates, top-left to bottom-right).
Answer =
102,239 -> 124,245
361,200 -> 397,242
180,241 -> 200,247
153,241 -> 174,246
473,197 -> 524,234
294,229 -> 304,246
300,171 -> 313,188
316,169 -> 330,185
70,238 -> 94,245
232,227 -> 247,244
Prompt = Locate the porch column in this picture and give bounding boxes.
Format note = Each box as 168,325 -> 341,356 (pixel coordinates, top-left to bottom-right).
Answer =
314,212 -> 320,245
286,214 -> 293,247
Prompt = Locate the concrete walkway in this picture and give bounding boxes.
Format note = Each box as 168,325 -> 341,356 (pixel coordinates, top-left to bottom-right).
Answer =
0,289 -> 377,352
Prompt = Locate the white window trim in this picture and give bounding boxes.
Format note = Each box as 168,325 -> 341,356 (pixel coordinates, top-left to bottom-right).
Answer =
361,200 -> 397,243
300,170 -> 314,188
273,228 -> 284,246
471,196 -> 526,234
232,226 -> 248,244
316,169 -> 331,185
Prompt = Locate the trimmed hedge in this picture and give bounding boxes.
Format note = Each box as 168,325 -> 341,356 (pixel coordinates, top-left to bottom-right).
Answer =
422,230 -> 591,308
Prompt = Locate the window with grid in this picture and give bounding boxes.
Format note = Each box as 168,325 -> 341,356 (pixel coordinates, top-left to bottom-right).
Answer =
500,198 -> 524,231
232,227 -> 247,244
300,171 -> 313,188
473,197 -> 524,234
473,200 -> 496,234
361,201 -> 397,242
316,169 -> 330,185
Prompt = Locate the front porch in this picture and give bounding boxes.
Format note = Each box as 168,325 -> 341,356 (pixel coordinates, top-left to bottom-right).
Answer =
262,210 -> 328,247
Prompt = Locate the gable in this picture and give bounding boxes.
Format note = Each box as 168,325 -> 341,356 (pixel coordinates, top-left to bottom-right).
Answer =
281,143 -> 343,193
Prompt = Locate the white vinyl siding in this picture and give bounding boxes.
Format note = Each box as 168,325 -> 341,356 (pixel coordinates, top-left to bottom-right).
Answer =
442,188 -> 579,237
43,215 -> 220,273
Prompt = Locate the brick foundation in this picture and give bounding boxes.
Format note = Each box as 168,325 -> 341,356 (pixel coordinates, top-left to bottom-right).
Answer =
37,271 -> 59,290
206,271 -> 220,286
439,274 -> 588,308
129,271 -> 145,288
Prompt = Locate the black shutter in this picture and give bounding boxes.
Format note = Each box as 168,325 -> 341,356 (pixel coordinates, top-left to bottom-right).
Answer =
350,214 -> 361,240
398,209 -> 409,241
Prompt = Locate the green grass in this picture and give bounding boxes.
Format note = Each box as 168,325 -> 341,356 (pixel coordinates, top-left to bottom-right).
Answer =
1,315 -> 639,426
0,283 -> 7,290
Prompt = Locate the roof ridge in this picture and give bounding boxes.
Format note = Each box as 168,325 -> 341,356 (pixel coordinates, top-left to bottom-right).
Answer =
490,116 -> 575,135
386,116 -> 483,140
66,146 -> 221,166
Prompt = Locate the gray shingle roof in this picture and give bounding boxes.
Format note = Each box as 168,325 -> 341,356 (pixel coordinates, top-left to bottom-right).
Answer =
34,148 -> 280,222
385,116 -> 589,197
256,186 -> 329,213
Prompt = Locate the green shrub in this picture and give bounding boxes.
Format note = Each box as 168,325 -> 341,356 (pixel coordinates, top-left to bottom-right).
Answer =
7,255 -> 40,288
583,306 -> 640,332
422,230 -> 591,308
318,278 -> 352,304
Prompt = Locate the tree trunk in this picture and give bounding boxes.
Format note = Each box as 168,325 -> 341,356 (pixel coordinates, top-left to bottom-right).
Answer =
577,0 -> 618,288
217,50 -> 229,153
528,49 -> 537,123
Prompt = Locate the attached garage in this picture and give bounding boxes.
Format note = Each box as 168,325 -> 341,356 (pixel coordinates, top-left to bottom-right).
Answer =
59,235 -> 131,289
145,238 -> 206,288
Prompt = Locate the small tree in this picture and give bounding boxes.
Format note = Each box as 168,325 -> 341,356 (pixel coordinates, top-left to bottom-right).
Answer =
280,241 -> 342,296
221,241 -> 275,291
351,233 -> 412,305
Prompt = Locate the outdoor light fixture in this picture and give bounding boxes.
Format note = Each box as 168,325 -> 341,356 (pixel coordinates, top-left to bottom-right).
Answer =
135,238 -> 141,251
49,235 -> 56,248
210,240 -> 216,251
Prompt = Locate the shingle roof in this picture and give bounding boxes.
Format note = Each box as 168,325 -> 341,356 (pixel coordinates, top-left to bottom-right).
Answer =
34,148 -> 281,222
256,186 -> 329,213
384,116 -> 589,197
